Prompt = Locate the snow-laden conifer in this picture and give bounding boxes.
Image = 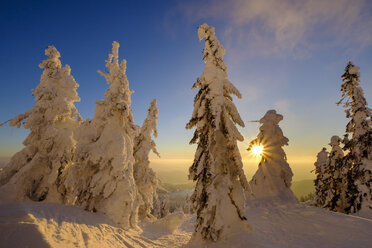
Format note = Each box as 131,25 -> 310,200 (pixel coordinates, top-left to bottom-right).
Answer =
133,99 -> 160,219
338,62 -> 372,213
0,46 -> 81,202
183,194 -> 192,214
248,110 -> 296,202
186,23 -> 249,242
151,194 -> 161,218
314,148 -> 329,206
64,41 -> 138,229
321,136 -> 346,211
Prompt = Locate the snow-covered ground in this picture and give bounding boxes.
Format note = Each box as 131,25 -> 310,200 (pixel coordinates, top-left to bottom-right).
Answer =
1,200 -> 371,248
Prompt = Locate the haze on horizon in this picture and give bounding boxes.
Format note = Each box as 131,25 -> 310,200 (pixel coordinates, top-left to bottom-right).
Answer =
1,0 -> 371,182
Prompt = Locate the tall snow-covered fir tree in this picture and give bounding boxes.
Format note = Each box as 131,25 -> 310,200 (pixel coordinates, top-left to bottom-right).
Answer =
64,41 -> 139,229
0,46 -> 81,203
133,99 -> 160,220
314,147 -> 329,206
248,110 -> 296,202
338,62 -> 372,213
186,23 -> 250,242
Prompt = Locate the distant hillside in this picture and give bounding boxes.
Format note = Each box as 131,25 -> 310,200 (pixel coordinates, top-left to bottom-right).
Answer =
291,179 -> 315,198
156,170 -> 189,184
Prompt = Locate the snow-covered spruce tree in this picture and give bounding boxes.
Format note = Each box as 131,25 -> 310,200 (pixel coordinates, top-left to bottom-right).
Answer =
133,99 -> 160,220
248,110 -> 296,202
183,194 -> 192,214
314,147 -> 329,206
186,23 -> 250,242
0,46 -> 81,202
151,194 -> 161,218
159,194 -> 170,218
337,62 -> 372,213
321,136 -> 346,212
64,41 -> 139,229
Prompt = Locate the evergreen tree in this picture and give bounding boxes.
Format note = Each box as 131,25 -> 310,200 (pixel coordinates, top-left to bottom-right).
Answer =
248,110 -> 296,202
159,194 -> 170,218
151,194 -> 161,218
314,147 -> 329,206
183,194 -> 192,214
186,23 -> 249,242
338,62 -> 372,213
322,136 -> 345,212
0,46 -> 81,202
64,41 -> 138,229
133,99 -> 160,219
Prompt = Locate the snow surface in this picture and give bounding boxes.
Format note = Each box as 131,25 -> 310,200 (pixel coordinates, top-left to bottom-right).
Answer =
1,200 -> 371,248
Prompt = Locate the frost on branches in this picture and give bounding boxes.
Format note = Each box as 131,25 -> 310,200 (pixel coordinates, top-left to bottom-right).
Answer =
248,110 -> 296,202
337,62 -> 372,213
133,99 -> 160,220
159,194 -> 170,218
314,147 -> 329,206
0,46 -> 81,203
64,41 -> 138,229
321,136 -> 346,212
186,23 -> 250,242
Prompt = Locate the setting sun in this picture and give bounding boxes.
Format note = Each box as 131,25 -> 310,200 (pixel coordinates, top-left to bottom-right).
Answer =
251,145 -> 264,157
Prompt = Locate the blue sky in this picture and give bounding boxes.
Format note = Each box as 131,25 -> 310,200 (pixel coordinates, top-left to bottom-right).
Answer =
1,0 -> 371,180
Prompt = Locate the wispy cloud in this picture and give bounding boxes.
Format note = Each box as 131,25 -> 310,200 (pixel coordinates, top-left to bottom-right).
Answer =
168,0 -> 372,59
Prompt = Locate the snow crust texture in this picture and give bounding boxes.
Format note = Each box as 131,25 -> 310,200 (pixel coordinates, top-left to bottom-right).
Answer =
1,201 -> 372,248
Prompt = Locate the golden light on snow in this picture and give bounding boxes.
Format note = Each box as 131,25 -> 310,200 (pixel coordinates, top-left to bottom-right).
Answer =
251,145 -> 264,157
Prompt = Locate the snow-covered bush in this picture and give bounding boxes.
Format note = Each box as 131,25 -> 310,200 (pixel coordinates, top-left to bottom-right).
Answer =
186,23 -> 250,242
64,41 -> 138,229
248,110 -> 296,202
0,46 -> 81,203
133,99 -> 160,219
337,62 -> 372,213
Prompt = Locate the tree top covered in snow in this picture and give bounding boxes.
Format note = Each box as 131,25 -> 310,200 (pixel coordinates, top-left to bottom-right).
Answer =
187,23 -> 244,142
198,23 -> 227,72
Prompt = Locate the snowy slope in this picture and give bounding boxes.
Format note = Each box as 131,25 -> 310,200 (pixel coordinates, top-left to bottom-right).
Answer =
0,200 -> 371,248
0,202 -> 191,248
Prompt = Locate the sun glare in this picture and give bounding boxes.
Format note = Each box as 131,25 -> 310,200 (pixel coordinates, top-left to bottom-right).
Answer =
251,145 -> 264,157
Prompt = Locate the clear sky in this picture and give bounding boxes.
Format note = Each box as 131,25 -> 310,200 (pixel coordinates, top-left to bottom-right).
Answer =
1,0 -> 371,181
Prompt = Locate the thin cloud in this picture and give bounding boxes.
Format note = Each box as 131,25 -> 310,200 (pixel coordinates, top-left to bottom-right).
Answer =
170,0 -> 372,59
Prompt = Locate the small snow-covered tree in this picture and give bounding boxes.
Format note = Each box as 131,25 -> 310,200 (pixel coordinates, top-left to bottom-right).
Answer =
0,46 -> 81,202
321,136 -> 346,211
337,62 -> 372,213
314,147 -> 329,206
159,194 -> 170,218
133,99 -> 160,219
151,194 -> 161,218
186,23 -> 249,242
248,110 -> 296,202
183,194 -> 192,214
64,41 -> 138,229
